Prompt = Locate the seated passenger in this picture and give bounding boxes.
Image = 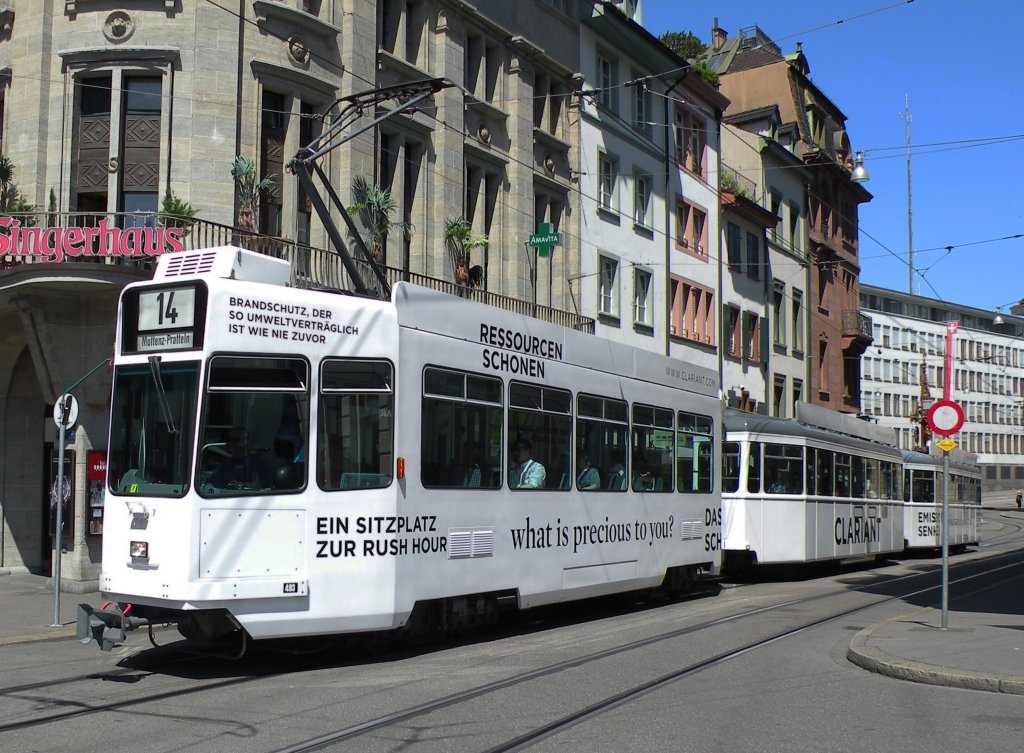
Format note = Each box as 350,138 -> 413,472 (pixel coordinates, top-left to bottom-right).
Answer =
605,462 -> 627,490
632,454 -> 654,492
208,428 -> 268,490
576,454 -> 601,490
510,439 -> 546,489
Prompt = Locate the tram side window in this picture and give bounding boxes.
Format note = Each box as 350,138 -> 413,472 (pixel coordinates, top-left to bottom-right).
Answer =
509,382 -> 571,490
109,362 -> 199,497
806,448 -> 816,495
722,442 -> 741,493
421,367 -> 502,489
865,458 -> 881,499
746,441 -> 761,493
911,470 -> 935,503
851,455 -> 865,498
834,453 -> 851,497
198,356 -> 309,496
889,462 -> 902,500
815,449 -> 833,496
628,405 -> 672,492
318,360 -> 394,491
678,412 -> 714,493
764,443 -> 802,494
881,461 -> 895,500
576,394 -> 629,492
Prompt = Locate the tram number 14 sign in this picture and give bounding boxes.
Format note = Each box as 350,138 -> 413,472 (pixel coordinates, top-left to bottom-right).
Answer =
927,399 -> 964,437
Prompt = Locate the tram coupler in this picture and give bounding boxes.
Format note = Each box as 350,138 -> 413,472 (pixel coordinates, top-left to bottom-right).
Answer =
77,603 -> 151,651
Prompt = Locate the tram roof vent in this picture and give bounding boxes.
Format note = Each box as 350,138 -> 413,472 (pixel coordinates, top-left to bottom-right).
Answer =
154,246 -> 291,287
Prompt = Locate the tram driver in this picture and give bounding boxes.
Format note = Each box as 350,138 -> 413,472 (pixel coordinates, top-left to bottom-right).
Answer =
510,439 -> 546,489
207,427 -> 269,491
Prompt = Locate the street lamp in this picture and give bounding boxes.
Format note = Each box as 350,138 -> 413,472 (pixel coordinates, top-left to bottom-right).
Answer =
850,150 -> 869,183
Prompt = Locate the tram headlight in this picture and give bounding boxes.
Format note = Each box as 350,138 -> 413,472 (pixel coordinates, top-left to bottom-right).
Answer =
130,540 -> 149,561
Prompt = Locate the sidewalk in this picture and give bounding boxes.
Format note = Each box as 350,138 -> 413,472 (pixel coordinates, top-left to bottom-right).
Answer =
848,504 -> 1024,694
848,609 -> 1024,694
0,573 -> 86,646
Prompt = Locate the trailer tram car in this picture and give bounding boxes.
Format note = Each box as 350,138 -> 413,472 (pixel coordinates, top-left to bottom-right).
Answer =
901,450 -> 981,551
721,405 -> 905,570
79,246 -> 723,649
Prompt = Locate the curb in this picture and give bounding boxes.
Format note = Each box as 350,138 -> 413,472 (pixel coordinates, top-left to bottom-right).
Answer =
0,627 -> 77,647
847,624 -> 1024,695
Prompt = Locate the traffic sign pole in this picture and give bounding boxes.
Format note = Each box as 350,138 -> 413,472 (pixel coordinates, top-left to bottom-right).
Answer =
935,318 -> 958,630
50,393 -> 78,628
941,450 -> 950,630
51,420 -> 67,628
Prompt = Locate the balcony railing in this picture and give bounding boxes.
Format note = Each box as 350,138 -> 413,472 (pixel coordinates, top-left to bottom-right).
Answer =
720,162 -> 757,200
842,310 -> 873,340
0,211 -> 595,333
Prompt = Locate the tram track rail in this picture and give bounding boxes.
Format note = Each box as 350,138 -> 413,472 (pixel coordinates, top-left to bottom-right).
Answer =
261,547 -> 1024,753
3,542 -> 1021,744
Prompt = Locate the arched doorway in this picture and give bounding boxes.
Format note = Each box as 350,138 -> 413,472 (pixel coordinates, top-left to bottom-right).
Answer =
2,347 -> 46,574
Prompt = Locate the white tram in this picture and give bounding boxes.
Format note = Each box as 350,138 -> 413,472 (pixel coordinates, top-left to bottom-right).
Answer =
79,246 -> 723,648
901,449 -> 981,551
721,405 -> 905,569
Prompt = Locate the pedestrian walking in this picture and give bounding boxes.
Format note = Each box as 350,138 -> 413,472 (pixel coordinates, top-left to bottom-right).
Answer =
1016,491 -> 1022,510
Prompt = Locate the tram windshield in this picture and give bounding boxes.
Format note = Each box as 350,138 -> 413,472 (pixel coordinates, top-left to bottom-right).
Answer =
108,361 -> 199,497
197,356 -> 309,496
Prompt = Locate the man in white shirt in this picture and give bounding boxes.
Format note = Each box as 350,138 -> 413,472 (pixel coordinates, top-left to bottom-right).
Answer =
510,439 -> 546,489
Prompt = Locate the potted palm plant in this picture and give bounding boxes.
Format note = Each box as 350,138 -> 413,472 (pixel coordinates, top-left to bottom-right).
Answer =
444,216 -> 488,287
231,155 -> 275,234
348,175 -> 412,264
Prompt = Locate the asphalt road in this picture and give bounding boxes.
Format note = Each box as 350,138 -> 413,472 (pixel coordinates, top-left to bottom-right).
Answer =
3,518 -> 1024,753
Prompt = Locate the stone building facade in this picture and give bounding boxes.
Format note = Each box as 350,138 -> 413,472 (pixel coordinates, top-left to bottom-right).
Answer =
0,0 -> 584,583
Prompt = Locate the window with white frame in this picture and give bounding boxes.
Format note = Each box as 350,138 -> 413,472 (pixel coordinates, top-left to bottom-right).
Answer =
633,268 -> 652,326
743,311 -> 761,362
673,107 -> 706,177
631,71 -> 650,136
597,51 -> 617,112
675,200 -> 707,256
772,280 -> 785,347
599,255 -> 619,318
598,152 -> 617,212
769,192 -> 781,243
788,201 -> 801,253
773,375 -> 786,417
792,289 -> 805,353
633,172 -> 651,228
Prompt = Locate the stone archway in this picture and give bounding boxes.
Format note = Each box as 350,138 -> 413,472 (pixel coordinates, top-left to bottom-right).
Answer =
1,347 -> 46,574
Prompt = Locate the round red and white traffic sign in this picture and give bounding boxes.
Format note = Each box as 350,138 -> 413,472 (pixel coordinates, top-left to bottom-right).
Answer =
927,399 -> 964,436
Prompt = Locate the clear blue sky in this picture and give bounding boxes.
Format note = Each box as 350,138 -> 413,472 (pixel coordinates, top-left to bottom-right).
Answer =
642,0 -> 1024,314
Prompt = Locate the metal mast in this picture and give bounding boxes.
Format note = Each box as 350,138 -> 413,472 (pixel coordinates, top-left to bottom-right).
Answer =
899,95 -> 913,294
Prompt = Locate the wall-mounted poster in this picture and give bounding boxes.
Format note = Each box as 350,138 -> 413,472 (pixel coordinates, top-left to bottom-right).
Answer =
87,451 -> 106,536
